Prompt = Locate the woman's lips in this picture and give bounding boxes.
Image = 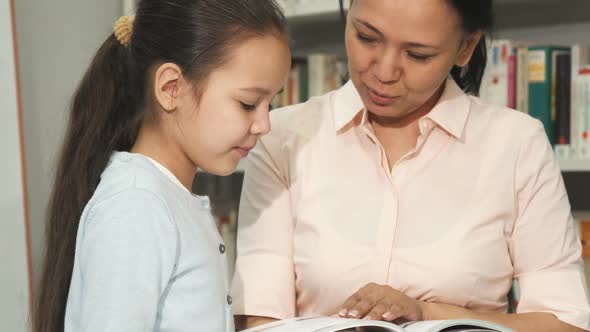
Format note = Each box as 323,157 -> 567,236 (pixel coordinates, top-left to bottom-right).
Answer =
367,86 -> 400,106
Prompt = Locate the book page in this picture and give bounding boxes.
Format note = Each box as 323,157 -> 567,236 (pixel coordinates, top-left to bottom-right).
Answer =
401,319 -> 513,332
240,317 -> 405,332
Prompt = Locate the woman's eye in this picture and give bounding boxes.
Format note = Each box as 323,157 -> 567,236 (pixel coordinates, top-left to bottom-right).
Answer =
356,33 -> 376,43
240,102 -> 256,111
407,52 -> 432,61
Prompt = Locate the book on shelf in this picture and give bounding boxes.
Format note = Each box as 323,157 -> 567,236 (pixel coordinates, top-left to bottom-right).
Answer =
528,45 -> 570,146
479,41 -> 590,160
480,40 -> 521,110
515,46 -> 529,114
273,53 -> 348,109
571,46 -> 590,157
555,53 -> 572,159
577,66 -> 590,158
239,316 -> 514,332
580,219 -> 590,259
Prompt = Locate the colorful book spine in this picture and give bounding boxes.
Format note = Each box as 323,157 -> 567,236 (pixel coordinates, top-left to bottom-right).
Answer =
556,54 -> 572,145
508,50 -> 517,109
570,45 -> 590,154
516,47 -> 529,113
577,67 -> 590,158
528,46 -> 571,145
481,40 -> 510,107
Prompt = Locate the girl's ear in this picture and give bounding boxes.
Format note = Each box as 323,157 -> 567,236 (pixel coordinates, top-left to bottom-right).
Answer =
455,31 -> 484,67
154,63 -> 182,113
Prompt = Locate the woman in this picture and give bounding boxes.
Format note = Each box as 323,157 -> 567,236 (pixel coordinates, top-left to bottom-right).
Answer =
231,0 -> 590,331
34,0 -> 290,331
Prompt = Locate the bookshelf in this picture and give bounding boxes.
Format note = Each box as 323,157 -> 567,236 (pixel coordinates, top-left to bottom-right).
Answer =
284,0 -> 590,56
559,157 -> 590,173
282,0 -> 590,27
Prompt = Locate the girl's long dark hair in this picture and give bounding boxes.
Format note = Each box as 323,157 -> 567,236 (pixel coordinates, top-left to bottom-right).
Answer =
35,1 -> 286,331
340,0 -> 494,95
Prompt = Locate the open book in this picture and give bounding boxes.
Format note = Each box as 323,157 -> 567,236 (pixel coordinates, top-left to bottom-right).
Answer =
239,316 -> 515,332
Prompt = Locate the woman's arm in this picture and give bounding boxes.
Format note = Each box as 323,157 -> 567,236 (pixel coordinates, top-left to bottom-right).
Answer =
338,121 -> 589,332
338,283 -> 586,332
421,121 -> 589,332
423,302 -> 585,332
231,112 -> 298,325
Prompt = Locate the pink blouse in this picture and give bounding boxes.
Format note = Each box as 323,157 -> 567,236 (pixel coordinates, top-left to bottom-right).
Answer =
231,79 -> 590,330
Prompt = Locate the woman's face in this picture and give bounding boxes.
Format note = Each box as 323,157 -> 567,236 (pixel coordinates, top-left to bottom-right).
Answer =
345,0 -> 479,121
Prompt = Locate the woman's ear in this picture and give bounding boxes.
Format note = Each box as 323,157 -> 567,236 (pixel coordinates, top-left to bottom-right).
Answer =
154,63 -> 182,113
455,31 -> 484,67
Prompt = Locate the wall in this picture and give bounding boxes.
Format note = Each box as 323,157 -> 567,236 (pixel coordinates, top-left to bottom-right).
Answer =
13,0 -> 121,301
0,0 -> 31,330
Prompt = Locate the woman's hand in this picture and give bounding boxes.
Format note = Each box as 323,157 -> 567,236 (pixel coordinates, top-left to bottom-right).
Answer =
338,283 -> 426,322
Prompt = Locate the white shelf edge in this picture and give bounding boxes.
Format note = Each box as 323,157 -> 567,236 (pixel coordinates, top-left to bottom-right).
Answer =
558,157 -> 590,172
281,1 -> 349,19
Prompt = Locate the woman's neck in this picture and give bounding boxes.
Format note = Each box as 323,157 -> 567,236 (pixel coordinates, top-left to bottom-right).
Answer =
369,84 -> 445,169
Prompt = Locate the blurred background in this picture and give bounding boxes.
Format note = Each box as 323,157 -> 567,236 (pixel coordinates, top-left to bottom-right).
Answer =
2,0 -> 590,331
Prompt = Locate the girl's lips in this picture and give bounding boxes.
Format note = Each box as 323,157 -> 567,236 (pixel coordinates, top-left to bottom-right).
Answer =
235,146 -> 253,157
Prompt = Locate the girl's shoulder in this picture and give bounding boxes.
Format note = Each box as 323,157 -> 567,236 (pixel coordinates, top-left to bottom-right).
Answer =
94,152 -> 176,202
81,152 -> 184,232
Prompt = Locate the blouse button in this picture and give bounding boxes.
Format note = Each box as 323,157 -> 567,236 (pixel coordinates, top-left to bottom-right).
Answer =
219,244 -> 226,254
227,295 -> 233,305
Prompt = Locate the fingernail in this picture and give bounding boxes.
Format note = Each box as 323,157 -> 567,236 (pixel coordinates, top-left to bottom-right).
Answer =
349,310 -> 359,318
338,309 -> 348,317
382,312 -> 391,319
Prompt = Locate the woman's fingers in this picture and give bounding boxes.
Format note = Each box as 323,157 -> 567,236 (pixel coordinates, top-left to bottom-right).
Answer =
337,283 -> 424,323
338,291 -> 364,317
347,297 -> 375,318
381,303 -> 405,321
364,300 -> 392,320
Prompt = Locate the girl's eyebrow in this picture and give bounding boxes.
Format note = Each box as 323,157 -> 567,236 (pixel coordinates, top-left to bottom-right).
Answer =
240,87 -> 284,95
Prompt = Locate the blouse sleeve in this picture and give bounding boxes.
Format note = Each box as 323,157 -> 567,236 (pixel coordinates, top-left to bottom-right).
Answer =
231,113 -> 297,319
511,120 -> 590,330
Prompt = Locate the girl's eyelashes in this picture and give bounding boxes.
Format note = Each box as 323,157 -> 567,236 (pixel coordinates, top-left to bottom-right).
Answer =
240,101 -> 256,111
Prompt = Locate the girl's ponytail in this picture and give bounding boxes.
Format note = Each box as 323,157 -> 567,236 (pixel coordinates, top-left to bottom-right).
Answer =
36,32 -> 143,332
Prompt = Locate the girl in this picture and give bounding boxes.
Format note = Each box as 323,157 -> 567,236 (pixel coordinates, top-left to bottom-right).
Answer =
35,0 -> 290,331
232,0 -> 590,331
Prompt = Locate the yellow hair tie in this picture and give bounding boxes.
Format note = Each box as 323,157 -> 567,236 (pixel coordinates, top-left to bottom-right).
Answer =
113,15 -> 135,47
